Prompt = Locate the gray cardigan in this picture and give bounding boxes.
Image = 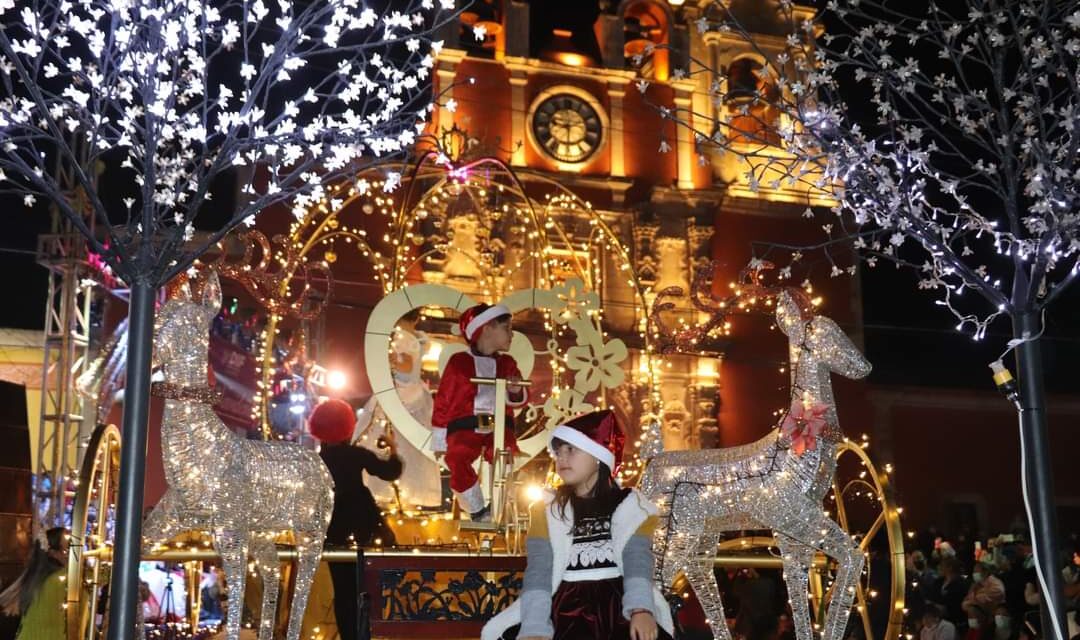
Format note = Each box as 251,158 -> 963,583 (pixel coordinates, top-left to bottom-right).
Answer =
480,488 -> 672,640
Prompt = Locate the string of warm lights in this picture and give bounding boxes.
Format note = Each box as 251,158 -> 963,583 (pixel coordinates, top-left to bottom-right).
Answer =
238,145 -> 668,489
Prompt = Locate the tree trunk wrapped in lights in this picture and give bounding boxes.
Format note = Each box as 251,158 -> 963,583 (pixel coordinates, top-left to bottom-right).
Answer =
642,1 -> 1078,638
0,2 -> 457,638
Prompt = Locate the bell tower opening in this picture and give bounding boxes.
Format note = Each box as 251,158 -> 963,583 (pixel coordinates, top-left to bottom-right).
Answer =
529,0 -> 603,67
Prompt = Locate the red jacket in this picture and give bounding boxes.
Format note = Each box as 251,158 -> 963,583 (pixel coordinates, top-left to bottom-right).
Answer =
432,350 -> 528,429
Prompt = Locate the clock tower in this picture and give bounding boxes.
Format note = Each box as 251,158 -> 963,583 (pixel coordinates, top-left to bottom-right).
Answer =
428,0 -> 854,450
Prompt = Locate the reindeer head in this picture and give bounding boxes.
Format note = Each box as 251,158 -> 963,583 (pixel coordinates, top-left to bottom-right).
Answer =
153,272 -> 223,370
775,289 -> 871,380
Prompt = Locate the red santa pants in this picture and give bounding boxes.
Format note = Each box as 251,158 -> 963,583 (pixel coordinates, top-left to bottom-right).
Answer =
446,428 -> 519,493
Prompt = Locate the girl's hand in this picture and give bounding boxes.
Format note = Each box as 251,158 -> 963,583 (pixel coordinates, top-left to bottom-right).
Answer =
629,610 -> 657,640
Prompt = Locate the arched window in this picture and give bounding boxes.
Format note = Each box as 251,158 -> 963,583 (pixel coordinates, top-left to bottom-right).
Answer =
726,58 -> 765,103
620,0 -> 670,80
725,56 -> 781,144
460,0 -> 502,58
530,0 -> 603,68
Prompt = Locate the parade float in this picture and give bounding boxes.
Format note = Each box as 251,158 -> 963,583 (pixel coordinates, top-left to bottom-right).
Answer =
65,147 -> 904,640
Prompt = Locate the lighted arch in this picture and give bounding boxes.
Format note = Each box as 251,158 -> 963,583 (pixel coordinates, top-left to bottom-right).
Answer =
249,151 -> 664,473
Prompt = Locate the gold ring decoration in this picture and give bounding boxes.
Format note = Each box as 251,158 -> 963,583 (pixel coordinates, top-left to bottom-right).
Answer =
822,437 -> 906,640
66,423 -> 122,640
242,150 -> 662,474
364,282 -> 628,471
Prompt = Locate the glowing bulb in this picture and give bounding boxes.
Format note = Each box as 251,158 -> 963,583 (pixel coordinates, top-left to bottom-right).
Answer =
525,483 -> 545,504
326,369 -> 347,390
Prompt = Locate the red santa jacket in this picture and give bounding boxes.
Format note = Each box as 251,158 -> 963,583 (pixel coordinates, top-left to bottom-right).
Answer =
432,350 -> 528,431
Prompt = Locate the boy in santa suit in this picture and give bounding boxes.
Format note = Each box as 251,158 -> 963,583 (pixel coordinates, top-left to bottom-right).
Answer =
433,303 -> 528,522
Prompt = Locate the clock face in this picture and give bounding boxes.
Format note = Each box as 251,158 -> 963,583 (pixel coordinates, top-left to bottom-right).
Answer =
531,94 -> 603,163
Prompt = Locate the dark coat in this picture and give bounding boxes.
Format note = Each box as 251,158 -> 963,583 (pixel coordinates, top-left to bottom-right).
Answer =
320,444 -> 403,545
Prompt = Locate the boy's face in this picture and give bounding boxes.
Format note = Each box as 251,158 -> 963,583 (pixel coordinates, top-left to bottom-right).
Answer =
479,318 -> 512,352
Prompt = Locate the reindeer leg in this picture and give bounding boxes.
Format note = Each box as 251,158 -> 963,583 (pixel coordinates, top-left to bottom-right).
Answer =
815,520 -> 863,640
142,491 -> 172,551
216,529 -> 250,640
250,535 -> 281,640
771,502 -> 863,640
142,491 -> 188,556
687,532 -> 732,640
285,532 -> 325,640
777,533 -> 817,640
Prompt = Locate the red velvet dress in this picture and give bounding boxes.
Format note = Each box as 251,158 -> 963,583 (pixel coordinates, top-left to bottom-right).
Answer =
501,490 -> 675,640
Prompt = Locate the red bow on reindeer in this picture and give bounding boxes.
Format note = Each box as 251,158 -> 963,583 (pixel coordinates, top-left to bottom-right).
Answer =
781,396 -> 829,456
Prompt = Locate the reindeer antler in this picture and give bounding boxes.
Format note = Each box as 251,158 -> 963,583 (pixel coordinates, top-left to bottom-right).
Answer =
206,230 -> 333,321
650,259 -> 817,355
649,260 -> 730,355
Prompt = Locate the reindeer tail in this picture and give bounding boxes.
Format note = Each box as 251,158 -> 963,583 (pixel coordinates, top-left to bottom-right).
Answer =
640,415 -> 664,461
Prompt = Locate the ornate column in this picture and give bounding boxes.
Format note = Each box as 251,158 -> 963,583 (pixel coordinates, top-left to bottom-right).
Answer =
435,49 -> 468,133
509,69 -> 528,166
692,358 -> 721,449
608,80 -> 628,178
673,80 -> 697,189
632,219 -> 660,291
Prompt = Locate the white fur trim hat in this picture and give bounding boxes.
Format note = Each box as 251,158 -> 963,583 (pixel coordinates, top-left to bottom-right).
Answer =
549,409 -> 626,473
460,303 -> 511,342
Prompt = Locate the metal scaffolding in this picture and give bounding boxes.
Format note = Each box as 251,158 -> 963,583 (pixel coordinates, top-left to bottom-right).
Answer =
34,194 -> 95,531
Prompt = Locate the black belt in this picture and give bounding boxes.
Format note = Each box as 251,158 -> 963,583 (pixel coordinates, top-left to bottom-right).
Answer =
447,414 -> 514,435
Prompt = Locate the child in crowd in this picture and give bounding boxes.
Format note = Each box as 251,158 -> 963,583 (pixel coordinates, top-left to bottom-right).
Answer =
432,303 -> 527,521
0,527 -> 69,640
481,409 -> 674,640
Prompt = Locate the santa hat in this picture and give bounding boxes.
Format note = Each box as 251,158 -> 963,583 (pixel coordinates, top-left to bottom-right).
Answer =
549,409 -> 626,473
459,303 -> 511,342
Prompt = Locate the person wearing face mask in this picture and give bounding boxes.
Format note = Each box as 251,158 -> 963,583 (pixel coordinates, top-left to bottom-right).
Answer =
963,557 -> 1006,640
921,603 -> 957,640
991,605 -> 1012,640
994,544 -> 1038,640
937,557 -> 973,633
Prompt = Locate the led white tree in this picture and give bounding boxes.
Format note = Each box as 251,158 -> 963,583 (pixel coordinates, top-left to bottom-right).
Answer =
0,1 -> 455,637
645,1 -> 1078,638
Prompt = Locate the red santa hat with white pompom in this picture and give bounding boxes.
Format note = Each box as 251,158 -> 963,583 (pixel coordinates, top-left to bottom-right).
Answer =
549,409 -> 626,475
459,303 -> 512,343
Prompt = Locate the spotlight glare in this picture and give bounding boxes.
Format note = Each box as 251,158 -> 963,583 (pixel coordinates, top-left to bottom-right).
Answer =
327,369 -> 347,390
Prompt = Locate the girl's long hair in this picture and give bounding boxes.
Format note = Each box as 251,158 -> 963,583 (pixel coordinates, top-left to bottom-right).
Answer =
551,439 -> 621,524
0,527 -> 66,617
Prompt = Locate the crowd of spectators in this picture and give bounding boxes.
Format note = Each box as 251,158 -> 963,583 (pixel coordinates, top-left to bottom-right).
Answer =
903,532 -> 1080,640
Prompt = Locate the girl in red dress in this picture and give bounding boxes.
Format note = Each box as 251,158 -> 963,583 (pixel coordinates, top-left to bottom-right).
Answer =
481,410 -> 675,640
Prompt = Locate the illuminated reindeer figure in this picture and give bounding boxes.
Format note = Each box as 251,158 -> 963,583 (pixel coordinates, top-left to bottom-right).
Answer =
142,272 -> 334,640
640,279 -> 871,640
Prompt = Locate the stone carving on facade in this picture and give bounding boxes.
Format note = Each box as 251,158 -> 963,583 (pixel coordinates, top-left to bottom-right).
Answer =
694,383 -> 720,448
425,213 -> 509,294
661,396 -> 693,451
687,217 -> 715,274
633,219 -> 660,287
654,236 -> 691,295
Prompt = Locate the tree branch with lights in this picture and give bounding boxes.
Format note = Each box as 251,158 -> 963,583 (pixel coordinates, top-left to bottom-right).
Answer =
644,1 -> 1079,637
0,1 -> 457,637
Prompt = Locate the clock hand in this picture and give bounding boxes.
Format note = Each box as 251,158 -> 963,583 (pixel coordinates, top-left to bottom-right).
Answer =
551,113 -> 571,142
